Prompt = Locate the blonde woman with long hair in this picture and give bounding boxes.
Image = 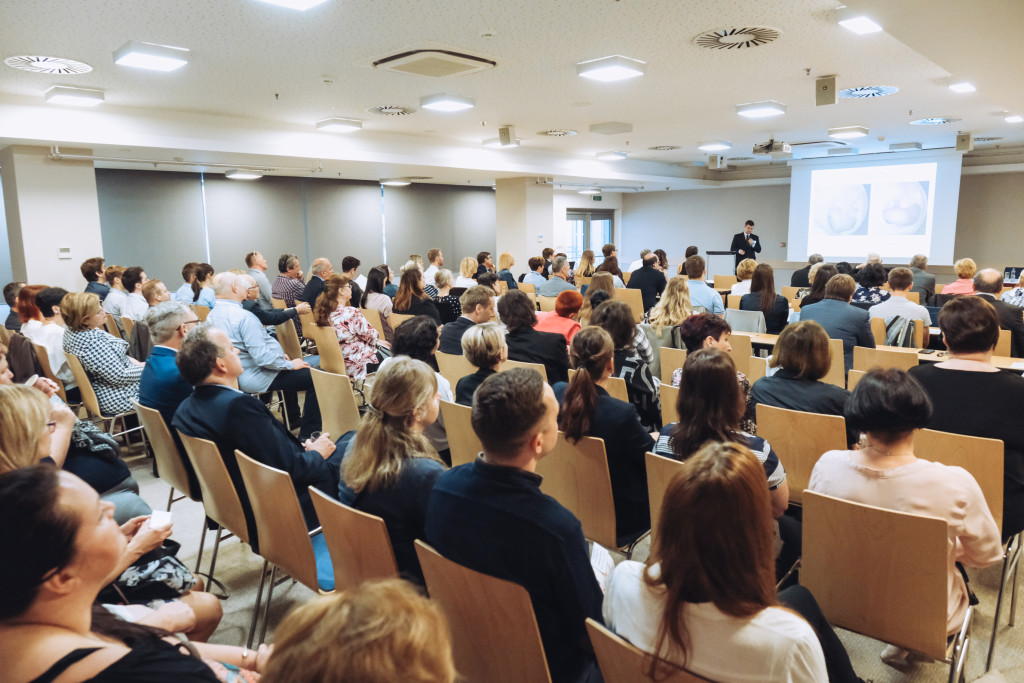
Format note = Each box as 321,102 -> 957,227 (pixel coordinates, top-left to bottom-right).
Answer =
647,276 -> 692,333
339,357 -> 445,583
576,249 -> 596,278
455,257 -> 478,288
496,252 -> 519,291
578,272 -> 616,326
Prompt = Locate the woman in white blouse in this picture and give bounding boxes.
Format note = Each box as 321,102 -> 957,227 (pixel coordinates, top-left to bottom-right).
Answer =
454,257 -> 478,288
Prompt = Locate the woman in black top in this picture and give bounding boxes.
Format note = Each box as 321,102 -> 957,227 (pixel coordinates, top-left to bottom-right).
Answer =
800,263 -> 838,309
0,466 -> 267,682
455,322 -> 506,406
591,300 -> 661,431
393,268 -> 441,323
740,263 -> 790,334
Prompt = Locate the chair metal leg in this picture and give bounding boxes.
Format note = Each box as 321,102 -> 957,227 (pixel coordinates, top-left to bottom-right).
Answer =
248,560 -> 270,649
257,565 -> 279,646
194,516 -> 208,572
987,533 -> 1022,671
1009,533 -> 1021,627
166,486 -> 175,511
949,605 -> 972,683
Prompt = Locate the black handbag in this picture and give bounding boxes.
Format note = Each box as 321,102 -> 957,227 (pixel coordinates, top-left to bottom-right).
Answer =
98,540 -> 196,604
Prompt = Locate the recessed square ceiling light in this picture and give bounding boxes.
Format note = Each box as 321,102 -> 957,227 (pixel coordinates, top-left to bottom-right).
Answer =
828,126 -> 869,139
113,41 -> 189,72
948,82 -> 976,93
420,93 -> 475,112
44,85 -> 104,106
578,188 -> 601,195
698,141 -> 732,151
576,55 -> 646,82
1006,115 -> 1024,123
836,9 -> 883,34
736,101 -> 786,118
225,169 -> 263,180
596,151 -> 627,161
252,0 -> 330,10
380,178 -> 411,186
315,117 -> 363,132
483,137 -> 520,149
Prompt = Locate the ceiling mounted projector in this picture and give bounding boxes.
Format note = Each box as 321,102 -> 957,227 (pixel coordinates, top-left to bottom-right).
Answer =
752,140 -> 791,156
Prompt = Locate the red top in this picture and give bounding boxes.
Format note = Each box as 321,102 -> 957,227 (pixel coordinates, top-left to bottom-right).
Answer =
534,312 -> 580,345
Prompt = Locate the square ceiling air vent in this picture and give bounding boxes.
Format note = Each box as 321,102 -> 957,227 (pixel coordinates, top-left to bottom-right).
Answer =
372,48 -> 495,78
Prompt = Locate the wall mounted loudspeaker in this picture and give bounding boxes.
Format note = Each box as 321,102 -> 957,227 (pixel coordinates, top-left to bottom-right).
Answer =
816,76 -> 836,106
956,132 -> 974,152
707,155 -> 727,170
498,126 -> 513,146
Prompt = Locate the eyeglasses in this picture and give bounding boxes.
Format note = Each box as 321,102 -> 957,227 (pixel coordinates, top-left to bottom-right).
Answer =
180,318 -> 201,330
247,285 -> 259,291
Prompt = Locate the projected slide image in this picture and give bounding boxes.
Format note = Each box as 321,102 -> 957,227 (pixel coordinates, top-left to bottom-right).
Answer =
871,181 -> 929,235
811,184 -> 869,235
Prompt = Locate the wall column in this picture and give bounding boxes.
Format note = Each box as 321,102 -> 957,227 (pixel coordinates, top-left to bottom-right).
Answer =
0,145 -> 103,290
495,177 -> 553,273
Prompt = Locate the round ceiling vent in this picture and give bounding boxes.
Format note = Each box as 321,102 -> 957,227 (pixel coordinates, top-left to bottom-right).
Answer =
910,116 -> 961,126
537,129 -> 578,137
366,105 -> 416,116
694,27 -> 781,50
975,136 -> 1002,142
839,85 -> 899,99
4,55 -> 92,75
648,145 -> 680,151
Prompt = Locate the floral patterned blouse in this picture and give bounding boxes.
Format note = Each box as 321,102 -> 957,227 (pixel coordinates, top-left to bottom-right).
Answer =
851,286 -> 891,304
671,368 -> 757,435
1002,288 -> 1024,308
328,305 -> 379,381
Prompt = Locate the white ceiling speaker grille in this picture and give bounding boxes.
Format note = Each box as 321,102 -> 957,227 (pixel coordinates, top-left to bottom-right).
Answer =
910,116 -> 962,125
5,55 -> 92,74
537,129 -> 578,137
694,27 -> 780,50
366,105 -> 416,116
839,85 -> 899,98
373,49 -> 495,78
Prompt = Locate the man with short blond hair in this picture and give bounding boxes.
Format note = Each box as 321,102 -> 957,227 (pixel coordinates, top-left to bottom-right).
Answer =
245,252 -> 273,310
424,248 -> 443,283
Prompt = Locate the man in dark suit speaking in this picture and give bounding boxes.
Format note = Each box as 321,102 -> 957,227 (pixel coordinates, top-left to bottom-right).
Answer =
729,219 -> 762,270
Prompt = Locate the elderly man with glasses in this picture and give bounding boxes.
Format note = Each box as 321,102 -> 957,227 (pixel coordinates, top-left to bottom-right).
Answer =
240,273 -> 311,326
138,301 -> 203,429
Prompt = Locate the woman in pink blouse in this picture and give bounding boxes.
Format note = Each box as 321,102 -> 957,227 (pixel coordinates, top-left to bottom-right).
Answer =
313,275 -> 383,381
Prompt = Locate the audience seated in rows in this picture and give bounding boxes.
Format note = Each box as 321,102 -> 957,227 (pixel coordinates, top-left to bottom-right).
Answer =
553,327 -> 655,544
299,257 -> 332,307
540,247 -> 555,279
138,302 -> 199,430
800,274 -> 874,372
189,263 -> 216,309
261,578 -> 455,683
499,289 -> 569,384
426,368 -> 604,683
121,266 -> 150,321
26,287 -> 77,394
208,271 -> 322,440
594,254 -> 625,287
240,272 -> 309,326
974,268 -> 1024,357
852,262 -> 891,306
909,253 -> 936,304
172,325 -> 341,572
388,316 -> 452,464
315,274 -> 383,381
142,279 -> 170,306
577,272 -> 613,326
362,266 -> 396,341
868,266 -> 932,346
62,292 -> 144,415
393,268 -> 441,324
422,248 -> 442,283
731,257 -> 757,295
244,252 -> 273,310
942,257 -> 977,295
535,289 -> 583,344
494,251 -> 518,291
339,257 -> 365,301
432,269 -> 461,324
272,253 -> 306,307
809,367 -> 1002,664
800,262 -> 837,309
790,253 -> 823,288
605,441 -> 860,682
1002,276 -> 1024,307
537,255 -> 576,297
626,252 -> 666,312
575,249 -> 596,279
472,251 -> 493,281
438,285 -> 495,355
455,321 -> 506,406
172,261 -> 199,304
338,357 -> 446,584
592,300 -> 661,431
683,255 -> 724,314
454,257 -> 477,288
740,263 -> 789,334
522,256 -> 548,288
80,256 -> 110,302
909,295 -> 1024,538
102,265 -> 127,318
15,284 -> 46,338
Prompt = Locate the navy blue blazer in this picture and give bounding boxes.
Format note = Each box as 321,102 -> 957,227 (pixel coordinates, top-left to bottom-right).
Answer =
439,316 -> 474,355
139,346 -> 194,429
172,384 -> 340,548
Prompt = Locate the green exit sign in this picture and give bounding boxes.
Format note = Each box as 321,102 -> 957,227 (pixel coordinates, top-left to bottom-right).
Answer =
592,195 -> 602,201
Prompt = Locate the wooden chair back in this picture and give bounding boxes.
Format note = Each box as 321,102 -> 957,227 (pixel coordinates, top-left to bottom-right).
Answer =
65,353 -> 105,419
726,294 -> 741,310
869,316 -> 925,348
519,282 -> 536,296
789,298 -> 801,312
360,307 -> 387,340
823,339 -> 845,388
103,315 -> 122,338
916,429 -> 1004,534
781,286 -> 802,300
645,451 -> 684,548
755,404 -> 846,505
120,316 -> 135,337
538,296 -> 558,312
726,331 -> 753,376
274,319 -> 304,363
906,291 -> 921,303
659,384 -> 679,428
31,342 -> 67,402
415,541 -> 552,683
440,400 -> 482,467
996,329 -> 1011,357
852,346 -> 919,372
389,312 -> 416,329
500,359 -> 547,378
566,369 -> 628,402
723,309 -> 765,335
190,304 -> 210,321
746,355 -> 768,385
0,325 -> 9,346
616,288 -> 645,323
623,271 -> 632,285
936,284 -> 945,295
802,491 -> 951,661
576,276 -> 592,288
176,431 -> 250,546
496,280 -> 508,295
436,351 -> 478,390
235,450 -> 322,592
134,402 -> 200,501
586,619 -> 706,683
271,297 -> 287,310
297,311 -> 316,334
309,488 -> 399,592
309,368 -> 362,438
846,369 -> 866,391
658,346 -> 686,385
308,324 -> 347,375
536,434 -> 617,548
713,274 -> 737,290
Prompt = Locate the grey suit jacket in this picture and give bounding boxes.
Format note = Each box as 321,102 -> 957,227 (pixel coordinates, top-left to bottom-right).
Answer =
911,267 -> 936,304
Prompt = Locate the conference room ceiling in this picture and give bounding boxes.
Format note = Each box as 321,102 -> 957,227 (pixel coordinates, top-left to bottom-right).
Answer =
1,0 -> 1022,189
